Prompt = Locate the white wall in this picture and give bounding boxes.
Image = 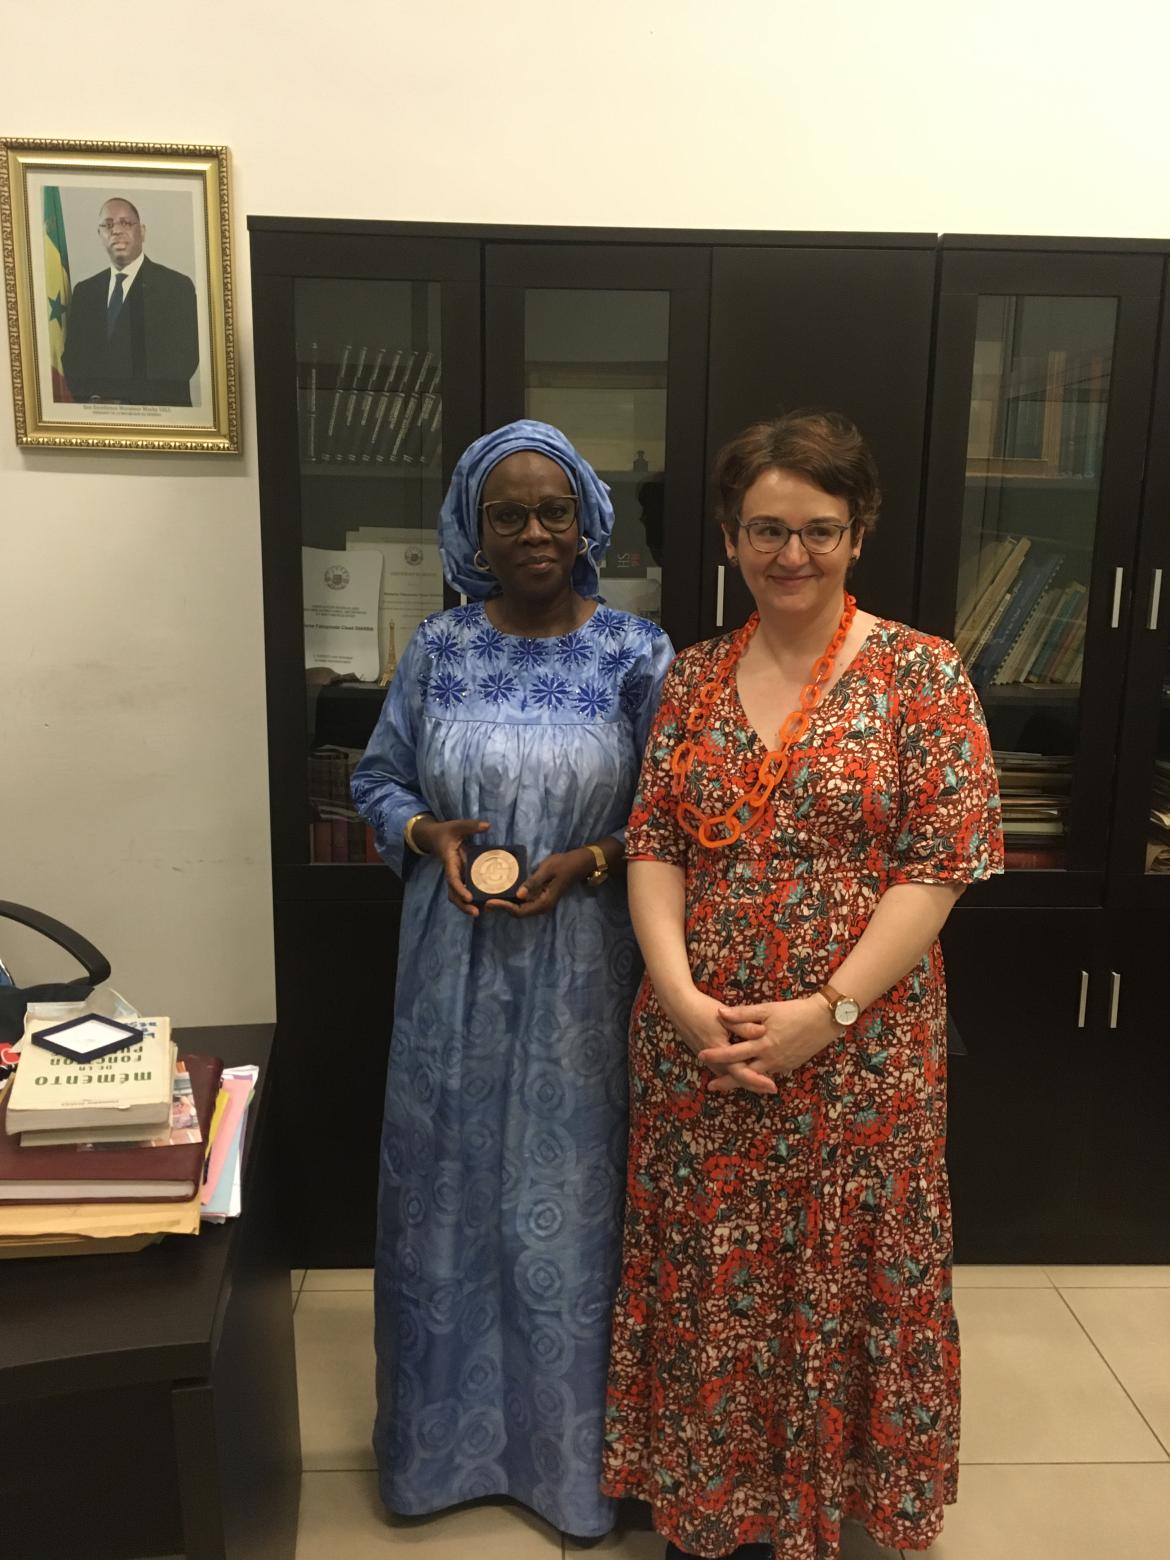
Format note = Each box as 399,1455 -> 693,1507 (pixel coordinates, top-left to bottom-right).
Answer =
2,0 -> 1168,1021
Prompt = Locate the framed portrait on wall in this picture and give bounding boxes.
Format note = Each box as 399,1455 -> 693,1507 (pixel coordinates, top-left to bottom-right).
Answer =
0,138 -> 239,453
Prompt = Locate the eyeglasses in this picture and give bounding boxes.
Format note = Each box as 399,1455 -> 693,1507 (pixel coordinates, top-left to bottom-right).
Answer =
739,518 -> 851,556
481,495 -> 578,537
98,219 -> 139,234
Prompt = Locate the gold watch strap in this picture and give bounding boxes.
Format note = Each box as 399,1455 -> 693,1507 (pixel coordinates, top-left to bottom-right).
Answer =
585,843 -> 608,881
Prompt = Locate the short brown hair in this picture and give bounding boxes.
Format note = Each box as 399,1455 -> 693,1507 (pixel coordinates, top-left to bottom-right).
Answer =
713,409 -> 881,538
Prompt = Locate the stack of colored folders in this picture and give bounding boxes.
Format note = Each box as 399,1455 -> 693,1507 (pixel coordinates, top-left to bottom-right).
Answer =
200,1065 -> 259,1224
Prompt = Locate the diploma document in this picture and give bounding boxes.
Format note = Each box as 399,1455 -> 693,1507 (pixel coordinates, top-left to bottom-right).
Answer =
347,528 -> 445,676
302,546 -> 383,682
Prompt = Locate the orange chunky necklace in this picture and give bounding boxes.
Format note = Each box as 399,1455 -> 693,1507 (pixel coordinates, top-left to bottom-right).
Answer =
671,592 -> 857,848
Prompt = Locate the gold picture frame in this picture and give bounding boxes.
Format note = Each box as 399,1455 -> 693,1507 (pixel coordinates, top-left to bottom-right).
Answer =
0,137 -> 239,453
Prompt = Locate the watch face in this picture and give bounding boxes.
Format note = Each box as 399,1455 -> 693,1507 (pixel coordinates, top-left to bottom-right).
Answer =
835,998 -> 861,1025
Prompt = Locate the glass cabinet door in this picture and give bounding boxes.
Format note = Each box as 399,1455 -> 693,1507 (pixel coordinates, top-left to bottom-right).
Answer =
922,249 -> 1162,891
955,295 -> 1116,871
297,278 -> 448,866
485,245 -> 710,648
1147,632 -> 1170,877
522,287 -> 669,622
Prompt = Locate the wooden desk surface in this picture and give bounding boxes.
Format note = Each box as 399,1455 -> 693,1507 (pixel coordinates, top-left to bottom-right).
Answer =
0,1023 -> 275,1404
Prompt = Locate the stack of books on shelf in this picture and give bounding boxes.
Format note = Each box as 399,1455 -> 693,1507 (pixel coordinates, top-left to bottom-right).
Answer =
967,346 -> 1109,479
0,1017 -> 223,1257
309,744 -> 380,863
994,750 -> 1073,869
954,536 -> 1085,692
1150,757 -> 1170,850
298,343 -> 442,467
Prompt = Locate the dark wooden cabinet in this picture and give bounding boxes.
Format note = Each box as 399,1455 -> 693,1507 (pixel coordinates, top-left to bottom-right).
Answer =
250,219 -> 1170,1266
704,240 -> 937,633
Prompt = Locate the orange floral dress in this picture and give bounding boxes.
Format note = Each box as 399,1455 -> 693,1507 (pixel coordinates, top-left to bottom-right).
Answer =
600,617 -> 1004,1559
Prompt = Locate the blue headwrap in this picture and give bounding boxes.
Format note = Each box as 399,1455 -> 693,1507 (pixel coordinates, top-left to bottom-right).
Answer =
437,420 -> 614,600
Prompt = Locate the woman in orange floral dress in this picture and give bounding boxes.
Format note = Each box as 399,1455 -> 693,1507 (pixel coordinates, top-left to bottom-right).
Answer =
601,411 -> 1004,1560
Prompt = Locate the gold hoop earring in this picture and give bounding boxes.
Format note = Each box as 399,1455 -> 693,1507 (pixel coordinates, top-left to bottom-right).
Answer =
473,549 -> 492,573
577,536 -> 589,556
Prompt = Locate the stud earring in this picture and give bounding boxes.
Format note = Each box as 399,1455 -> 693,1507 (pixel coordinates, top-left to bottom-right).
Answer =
473,549 -> 492,573
727,555 -> 740,569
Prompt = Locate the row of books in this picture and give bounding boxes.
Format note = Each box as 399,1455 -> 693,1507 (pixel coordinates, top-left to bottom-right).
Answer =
968,346 -> 1109,480
995,750 -> 1073,851
298,344 -> 442,467
1151,756 -> 1170,846
0,1016 -> 256,1255
309,744 -> 380,863
956,536 -> 1085,689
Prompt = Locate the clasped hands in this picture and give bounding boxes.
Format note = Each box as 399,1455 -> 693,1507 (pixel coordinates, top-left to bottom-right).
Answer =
667,986 -> 841,1095
414,817 -> 596,920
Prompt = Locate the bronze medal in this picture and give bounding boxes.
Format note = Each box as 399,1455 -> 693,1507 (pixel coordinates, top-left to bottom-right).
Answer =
469,847 -> 521,896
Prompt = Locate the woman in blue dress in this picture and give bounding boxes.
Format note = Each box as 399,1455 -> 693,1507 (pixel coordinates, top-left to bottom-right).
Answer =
352,421 -> 674,1537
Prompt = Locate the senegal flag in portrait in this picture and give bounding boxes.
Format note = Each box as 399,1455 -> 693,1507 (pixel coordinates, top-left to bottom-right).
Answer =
43,186 -> 72,402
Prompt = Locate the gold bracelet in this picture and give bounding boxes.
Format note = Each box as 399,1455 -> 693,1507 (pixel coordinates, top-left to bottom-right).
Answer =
404,813 -> 431,855
583,842 -> 608,886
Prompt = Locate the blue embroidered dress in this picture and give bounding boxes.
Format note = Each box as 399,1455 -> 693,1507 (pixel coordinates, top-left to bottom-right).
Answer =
352,599 -> 673,1535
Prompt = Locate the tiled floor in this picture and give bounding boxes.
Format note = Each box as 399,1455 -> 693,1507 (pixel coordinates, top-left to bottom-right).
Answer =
291,1266 -> 1170,1559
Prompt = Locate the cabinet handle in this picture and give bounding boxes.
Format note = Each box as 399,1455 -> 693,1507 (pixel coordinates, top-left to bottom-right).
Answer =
715,564 -> 726,629
1109,970 -> 1121,1029
1149,567 -> 1163,631
1077,970 -> 1089,1028
1110,567 -> 1124,629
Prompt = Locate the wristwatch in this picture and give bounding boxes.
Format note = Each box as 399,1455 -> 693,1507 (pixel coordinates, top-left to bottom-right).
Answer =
818,982 -> 861,1028
583,843 -> 609,887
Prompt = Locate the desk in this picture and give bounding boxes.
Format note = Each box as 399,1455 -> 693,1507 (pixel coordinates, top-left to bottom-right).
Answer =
0,1025 -> 301,1560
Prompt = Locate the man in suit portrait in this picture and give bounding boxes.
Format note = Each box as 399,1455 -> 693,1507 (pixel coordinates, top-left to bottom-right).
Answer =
62,197 -> 199,406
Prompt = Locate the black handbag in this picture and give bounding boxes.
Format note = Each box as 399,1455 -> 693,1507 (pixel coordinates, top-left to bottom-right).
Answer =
0,900 -> 112,1047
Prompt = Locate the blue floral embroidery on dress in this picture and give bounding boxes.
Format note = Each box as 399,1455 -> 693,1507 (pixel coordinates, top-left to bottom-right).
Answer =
556,633 -> 593,669
479,669 -> 520,706
431,670 -> 468,710
629,617 -> 665,641
591,608 -> 626,641
529,673 -> 571,710
425,627 -> 462,664
469,625 -> 507,662
509,637 -> 551,670
449,603 -> 482,627
619,672 -> 652,723
575,680 -> 613,719
600,645 -> 637,679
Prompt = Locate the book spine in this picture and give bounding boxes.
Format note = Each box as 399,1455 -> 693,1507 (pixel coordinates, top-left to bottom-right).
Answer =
972,554 -> 1064,686
389,352 -> 434,465
312,819 -> 332,864
374,351 -> 418,465
404,362 -> 442,466
321,343 -> 352,463
360,349 -> 403,464
304,340 -> 319,464
344,346 -> 385,462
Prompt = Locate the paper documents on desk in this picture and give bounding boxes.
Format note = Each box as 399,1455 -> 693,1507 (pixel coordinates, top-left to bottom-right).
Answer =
200,1065 -> 258,1223
0,1188 -> 201,1240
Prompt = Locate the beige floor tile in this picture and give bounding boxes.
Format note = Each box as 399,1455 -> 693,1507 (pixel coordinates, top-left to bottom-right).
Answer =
296,1475 -> 561,1560
1047,1265 -> 1170,1288
951,1265 -> 1051,1288
840,1520 -> 902,1559
955,1287 -> 1166,1463
1063,1287 -> 1170,1453
295,1290 -> 377,1470
292,1269 -> 306,1291
303,1267 -> 376,1291
920,1463 -> 1170,1558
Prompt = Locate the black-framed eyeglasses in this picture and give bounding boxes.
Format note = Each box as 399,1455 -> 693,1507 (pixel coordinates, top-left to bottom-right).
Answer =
481,495 -> 578,537
739,518 -> 851,556
98,219 -> 140,234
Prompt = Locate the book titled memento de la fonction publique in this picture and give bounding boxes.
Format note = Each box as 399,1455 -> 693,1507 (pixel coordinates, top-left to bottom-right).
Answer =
3,1016 -> 175,1138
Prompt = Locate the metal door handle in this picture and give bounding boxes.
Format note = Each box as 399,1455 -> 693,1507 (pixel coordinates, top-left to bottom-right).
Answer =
715,564 -> 726,629
1110,567 -> 1124,629
1149,568 -> 1163,631
1077,970 -> 1089,1028
1109,970 -> 1121,1029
